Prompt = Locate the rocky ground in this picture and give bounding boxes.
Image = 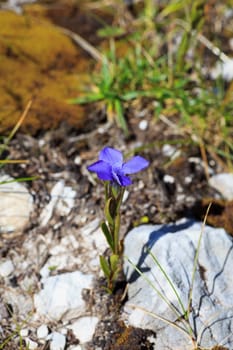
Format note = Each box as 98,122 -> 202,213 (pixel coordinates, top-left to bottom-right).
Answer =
1,99 -> 233,350
0,1 -> 233,350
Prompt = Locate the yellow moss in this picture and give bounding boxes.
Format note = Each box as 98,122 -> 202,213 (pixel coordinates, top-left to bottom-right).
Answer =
0,7 -> 92,134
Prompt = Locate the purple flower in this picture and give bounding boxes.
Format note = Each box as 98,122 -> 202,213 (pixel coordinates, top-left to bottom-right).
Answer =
87,147 -> 149,187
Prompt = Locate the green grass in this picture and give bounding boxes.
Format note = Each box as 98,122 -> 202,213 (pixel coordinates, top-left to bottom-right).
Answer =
70,0 -> 233,169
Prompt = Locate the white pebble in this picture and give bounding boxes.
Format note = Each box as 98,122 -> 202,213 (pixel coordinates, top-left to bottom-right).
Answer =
19,328 -> 29,337
49,332 -> 66,350
209,173 -> 233,200
163,174 -> 175,184
0,260 -> 14,277
67,346 -> 83,350
24,338 -> 38,350
184,176 -> 192,185
138,120 -> 148,130
122,190 -> 129,203
68,316 -> 99,343
37,324 -> 49,339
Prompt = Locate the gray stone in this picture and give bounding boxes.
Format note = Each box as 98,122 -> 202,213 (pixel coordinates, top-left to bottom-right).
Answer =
24,337 -> 38,350
48,332 -> 66,350
0,260 -> 14,277
123,220 -> 233,350
0,175 -> 33,234
209,173 -> 233,200
68,316 -> 99,343
37,324 -> 49,339
34,271 -> 93,321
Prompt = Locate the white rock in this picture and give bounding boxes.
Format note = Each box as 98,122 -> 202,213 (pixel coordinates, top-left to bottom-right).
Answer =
67,346 -> 83,350
138,120 -> 148,130
0,175 -> 33,233
49,332 -> 66,350
123,220 -> 233,350
40,181 -> 65,226
162,144 -> 181,160
19,328 -> 29,337
24,337 -> 38,350
37,324 -> 49,339
34,271 -> 93,321
68,316 -> 99,343
1,0 -> 36,13
163,174 -> 175,184
209,173 -> 233,200
211,59 -> 233,82
122,190 -> 129,203
56,185 -> 76,216
0,260 -> 14,277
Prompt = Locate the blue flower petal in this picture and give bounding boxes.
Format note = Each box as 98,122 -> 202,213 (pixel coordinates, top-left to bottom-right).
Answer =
122,156 -> 149,174
99,147 -> 123,166
113,172 -> 132,186
87,160 -> 114,181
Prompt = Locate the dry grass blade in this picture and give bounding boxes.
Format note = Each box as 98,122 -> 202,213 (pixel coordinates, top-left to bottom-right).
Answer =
127,303 -> 192,339
0,100 -> 32,159
58,26 -> 104,62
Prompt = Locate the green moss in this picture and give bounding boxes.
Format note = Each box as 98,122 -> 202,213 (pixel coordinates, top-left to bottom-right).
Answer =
0,6 -> 91,134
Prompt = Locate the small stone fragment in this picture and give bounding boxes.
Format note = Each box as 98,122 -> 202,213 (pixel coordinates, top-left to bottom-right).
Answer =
19,328 -> 29,337
37,324 -> 49,339
0,260 -> 14,277
34,271 -> 93,321
49,332 -> 66,350
68,316 -> 99,343
138,120 -> 148,130
0,175 -> 33,234
24,337 -> 38,350
209,173 -> 233,200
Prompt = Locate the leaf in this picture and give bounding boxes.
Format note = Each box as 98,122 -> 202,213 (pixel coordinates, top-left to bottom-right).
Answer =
99,255 -> 111,279
110,254 -> 119,272
97,26 -> 125,38
104,198 -> 115,227
67,92 -> 104,104
114,99 -> 129,136
101,221 -> 114,251
159,0 -> 186,18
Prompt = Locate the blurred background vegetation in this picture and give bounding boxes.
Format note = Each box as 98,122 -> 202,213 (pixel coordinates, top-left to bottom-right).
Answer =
0,0 -> 233,168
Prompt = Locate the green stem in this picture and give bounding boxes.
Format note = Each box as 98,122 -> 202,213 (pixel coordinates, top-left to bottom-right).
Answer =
114,187 -> 125,254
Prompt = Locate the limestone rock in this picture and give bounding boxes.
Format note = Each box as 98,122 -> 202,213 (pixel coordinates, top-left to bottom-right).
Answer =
68,316 -> 99,343
209,173 -> 233,200
37,324 -> 49,339
0,175 -> 33,234
48,332 -> 66,350
123,220 -> 233,350
0,260 -> 14,277
34,271 -> 93,321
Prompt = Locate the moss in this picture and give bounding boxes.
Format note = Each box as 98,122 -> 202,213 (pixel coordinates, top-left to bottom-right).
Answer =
0,6 -> 92,135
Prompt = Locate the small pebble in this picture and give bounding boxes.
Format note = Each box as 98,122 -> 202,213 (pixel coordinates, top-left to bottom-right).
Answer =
37,324 -> 49,339
122,190 -> 129,203
49,332 -> 66,350
0,260 -> 14,277
68,316 -> 99,343
19,328 -> 29,337
24,338 -> 38,350
138,120 -> 148,130
163,174 -> 175,184
184,176 -> 192,185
